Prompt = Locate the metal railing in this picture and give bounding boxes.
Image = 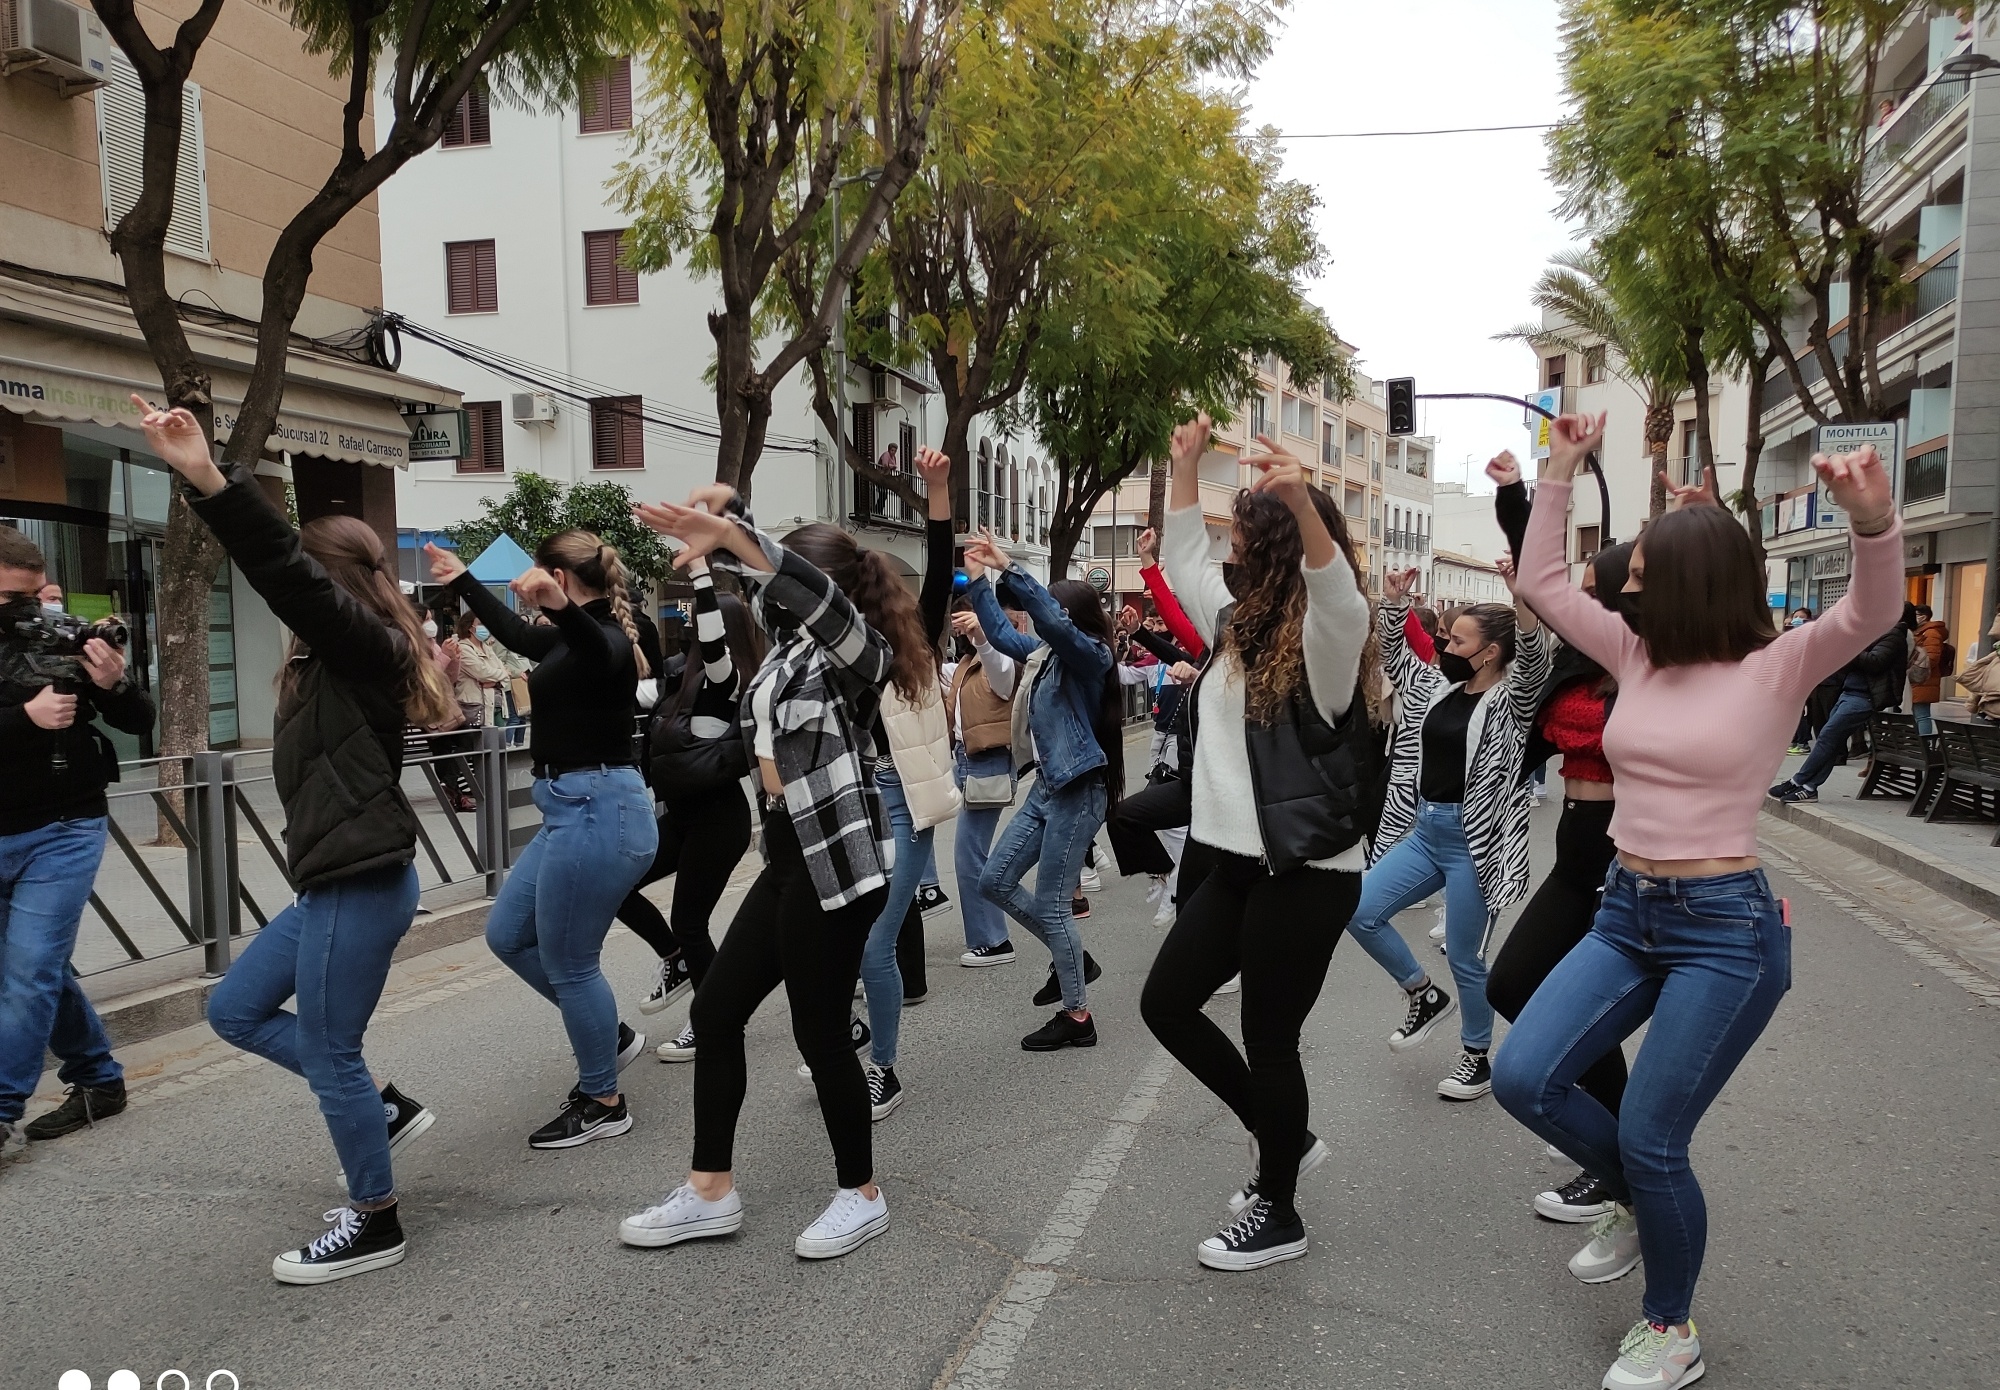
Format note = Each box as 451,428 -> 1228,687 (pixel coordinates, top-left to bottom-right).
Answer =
1865,72 -> 1970,191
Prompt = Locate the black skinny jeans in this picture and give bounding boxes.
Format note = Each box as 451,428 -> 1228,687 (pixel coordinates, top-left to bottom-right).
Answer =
617,788 -> 753,987
1485,796 -> 1627,1116
690,807 -> 886,1188
1140,851 -> 1361,1220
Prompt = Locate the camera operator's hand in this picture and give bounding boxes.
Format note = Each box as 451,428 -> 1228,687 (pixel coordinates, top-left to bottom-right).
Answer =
25,686 -> 76,730
79,637 -> 125,690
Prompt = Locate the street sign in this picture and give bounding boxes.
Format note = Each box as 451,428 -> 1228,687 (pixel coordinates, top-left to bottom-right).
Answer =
1812,421 -> 1899,529
1085,565 -> 1112,593
1526,389 -> 1561,459
405,409 -> 468,462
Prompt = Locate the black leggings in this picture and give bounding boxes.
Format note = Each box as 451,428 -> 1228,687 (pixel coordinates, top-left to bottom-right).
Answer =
1485,796 -> 1627,1116
1140,850 -> 1361,1220
690,808 -> 885,1188
616,789 -> 753,988
1105,777 -> 1186,878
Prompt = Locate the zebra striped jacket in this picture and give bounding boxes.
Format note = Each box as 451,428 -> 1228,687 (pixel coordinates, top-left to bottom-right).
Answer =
1369,598 -> 1554,913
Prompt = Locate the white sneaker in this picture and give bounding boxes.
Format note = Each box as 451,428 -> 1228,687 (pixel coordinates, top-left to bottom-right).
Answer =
1152,898 -> 1177,930
1429,903 -> 1447,941
1213,974 -> 1241,996
1602,1319 -> 1704,1388
1079,864 -> 1102,893
655,1021 -> 697,1063
1145,875 -> 1168,910
795,1186 -> 889,1259
1569,1203 -> 1642,1283
1229,1132 -> 1330,1213
619,1183 -> 744,1248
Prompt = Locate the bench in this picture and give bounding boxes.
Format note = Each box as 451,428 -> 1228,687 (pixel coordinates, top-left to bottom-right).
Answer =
1926,718 -> 2000,844
1857,713 -> 1942,814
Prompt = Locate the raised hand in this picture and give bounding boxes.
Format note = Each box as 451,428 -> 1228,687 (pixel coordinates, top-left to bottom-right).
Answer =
511,565 -> 568,611
1169,413 -> 1212,473
1383,566 -> 1422,602
962,528 -> 1011,575
950,609 -> 985,644
1167,661 -> 1200,685
1661,464 -> 1721,512
1485,451 -> 1522,488
634,501 -> 770,573
1245,435 -> 1310,510
1811,444 -> 1895,532
129,393 -> 225,495
1118,604 -> 1142,634
914,446 -> 951,489
1495,554 -> 1518,589
1545,411 -> 1606,482
1136,527 -> 1158,566
423,541 -> 467,584
685,482 -> 737,515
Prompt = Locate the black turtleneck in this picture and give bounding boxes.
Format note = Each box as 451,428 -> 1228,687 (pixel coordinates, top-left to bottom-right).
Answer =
450,574 -> 638,769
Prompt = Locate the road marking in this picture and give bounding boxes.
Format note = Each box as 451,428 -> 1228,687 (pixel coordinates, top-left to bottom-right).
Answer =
1762,845 -> 2000,1005
940,1045 -> 1179,1390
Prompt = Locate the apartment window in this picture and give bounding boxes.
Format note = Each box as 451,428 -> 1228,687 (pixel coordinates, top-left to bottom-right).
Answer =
1343,484 -> 1365,519
443,78 -> 491,147
1009,464 -> 1022,539
590,396 -> 644,469
456,402 -> 505,474
1543,355 -> 1566,390
1585,345 -> 1607,383
1408,448 -> 1430,479
977,441 -> 992,528
1322,420 -> 1337,465
1321,374 -> 1341,400
97,53 -> 210,261
1037,484 -> 1048,545
1281,394 -> 1315,438
1679,420 -> 1697,474
445,239 -> 498,314
583,229 -> 640,305
1092,524 -> 1137,558
1249,393 -> 1273,438
1346,422 -> 1365,456
1575,524 -> 1602,561
579,57 -> 634,133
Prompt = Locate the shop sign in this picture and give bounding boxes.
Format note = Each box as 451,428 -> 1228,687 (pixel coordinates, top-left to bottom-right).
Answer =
403,409 -> 466,462
1085,565 -> 1111,593
1525,389 -> 1561,460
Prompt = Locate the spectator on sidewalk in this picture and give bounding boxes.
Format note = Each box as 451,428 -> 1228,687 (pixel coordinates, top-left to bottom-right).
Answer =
1770,604 -> 1913,803
0,528 -> 155,1156
1908,604 -> 1950,735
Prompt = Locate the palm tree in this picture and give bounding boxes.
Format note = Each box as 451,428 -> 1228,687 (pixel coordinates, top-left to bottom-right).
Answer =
1499,245 -> 1689,516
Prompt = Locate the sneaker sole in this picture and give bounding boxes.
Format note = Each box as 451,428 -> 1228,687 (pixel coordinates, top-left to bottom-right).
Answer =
529,1114 -> 634,1150
619,1208 -> 743,1248
1570,1250 -> 1642,1284
1021,1033 -> 1096,1052
870,1091 -> 904,1122
272,1241 -> 407,1285
1212,979 -> 1241,996
656,1045 -> 697,1063
616,1032 -> 648,1072
637,979 -> 692,1016
795,1209 -> 889,1259
1228,1136 -> 1331,1214
1603,1358 -> 1704,1390
1388,996 -> 1457,1053
960,952 -> 1017,968
1197,1235 -> 1307,1271
1533,1193 -> 1615,1223
1437,1079 -> 1492,1101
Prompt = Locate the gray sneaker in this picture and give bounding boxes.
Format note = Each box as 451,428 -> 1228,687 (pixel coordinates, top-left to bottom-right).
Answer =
1569,1203 -> 1642,1283
1602,1319 -> 1704,1388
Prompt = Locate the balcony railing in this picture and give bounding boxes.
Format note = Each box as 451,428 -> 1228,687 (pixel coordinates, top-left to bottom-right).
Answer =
1865,72 -> 1970,191
1905,445 -> 1948,504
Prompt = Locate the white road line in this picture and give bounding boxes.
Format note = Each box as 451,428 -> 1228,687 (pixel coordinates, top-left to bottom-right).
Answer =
943,1046 -> 1179,1390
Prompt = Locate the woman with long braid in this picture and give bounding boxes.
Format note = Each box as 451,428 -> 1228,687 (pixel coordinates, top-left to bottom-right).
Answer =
425,531 -> 658,1150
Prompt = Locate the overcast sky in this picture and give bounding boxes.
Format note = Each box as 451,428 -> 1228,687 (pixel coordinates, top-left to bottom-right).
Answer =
1246,0 -> 1577,492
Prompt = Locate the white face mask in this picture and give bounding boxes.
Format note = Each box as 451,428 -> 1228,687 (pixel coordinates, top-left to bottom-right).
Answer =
421,620 -> 437,639
42,603 -> 65,617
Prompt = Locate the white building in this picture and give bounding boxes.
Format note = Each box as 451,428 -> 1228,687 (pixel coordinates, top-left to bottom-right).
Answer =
1431,549 -> 1507,609
1381,435 -> 1436,596
377,57 -> 1050,597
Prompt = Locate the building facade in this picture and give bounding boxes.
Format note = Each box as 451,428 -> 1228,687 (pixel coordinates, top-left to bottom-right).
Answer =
1431,548 -> 1507,609
1382,434 -> 1435,595
0,0 -> 454,749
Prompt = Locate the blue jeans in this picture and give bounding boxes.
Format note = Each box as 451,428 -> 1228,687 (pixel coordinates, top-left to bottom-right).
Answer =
1914,702 -> 1937,736
208,863 -> 420,1204
1792,688 -> 1872,788
0,818 -> 121,1126
953,746 -> 1014,951
1346,799 -> 1494,1049
1492,865 -> 1789,1327
487,767 -> 656,1097
980,773 -> 1105,1010
860,766 -> 934,1068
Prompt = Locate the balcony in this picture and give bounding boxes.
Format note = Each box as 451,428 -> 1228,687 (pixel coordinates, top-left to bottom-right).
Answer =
850,480 -> 924,533
1905,446 -> 1948,505
1864,70 -> 1969,192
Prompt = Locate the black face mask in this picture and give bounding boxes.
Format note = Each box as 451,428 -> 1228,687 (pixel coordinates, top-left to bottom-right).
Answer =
1609,588 -> 1643,634
1437,650 -> 1477,684
1221,561 -> 1239,597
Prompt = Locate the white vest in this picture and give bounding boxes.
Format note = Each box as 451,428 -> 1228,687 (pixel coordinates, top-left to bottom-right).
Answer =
879,679 -> 961,831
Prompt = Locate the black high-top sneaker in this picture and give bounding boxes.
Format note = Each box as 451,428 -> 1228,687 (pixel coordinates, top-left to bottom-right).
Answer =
271,1203 -> 407,1284
22,1082 -> 127,1140
1437,1048 -> 1493,1101
378,1083 -> 436,1158
1197,1196 -> 1307,1271
1387,982 -> 1455,1052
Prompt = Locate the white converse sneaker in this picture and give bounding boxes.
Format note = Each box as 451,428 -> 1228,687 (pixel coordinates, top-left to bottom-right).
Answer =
1602,1319 -> 1703,1388
1152,897 -> 1177,929
1569,1203 -> 1642,1283
795,1186 -> 889,1259
1079,863 -> 1102,893
619,1183 -> 744,1248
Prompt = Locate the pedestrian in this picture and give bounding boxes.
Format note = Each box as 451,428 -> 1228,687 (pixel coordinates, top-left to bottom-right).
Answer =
617,504 -> 907,1259
136,397 -> 452,1284
0,532 -> 153,1161
1345,471 -> 1553,1100
424,529 -> 658,1151
1769,602 -> 1909,803
1496,413 -> 1900,1389
1138,414 -> 1382,1271
945,597 -> 1031,967
961,528 -> 1124,1051
448,610 -> 509,731
1906,603 -> 1950,735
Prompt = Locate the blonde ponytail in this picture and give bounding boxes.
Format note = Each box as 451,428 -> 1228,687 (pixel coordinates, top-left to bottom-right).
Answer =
600,545 -> 651,679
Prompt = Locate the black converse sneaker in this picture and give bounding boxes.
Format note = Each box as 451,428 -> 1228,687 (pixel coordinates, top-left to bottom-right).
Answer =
528,1089 -> 632,1149
615,1022 -> 647,1072
1437,1048 -> 1493,1100
1228,1132 -> 1331,1214
1534,1170 -> 1616,1223
1032,952 -> 1102,1007
638,952 -> 693,1015
1197,1196 -> 1307,1271
22,1081 -> 127,1140
655,1021 -> 697,1063
1387,982 -> 1456,1052
338,1083 -> 435,1181
797,1017 -> 873,1079
271,1203 -> 407,1284
867,1063 -> 904,1121
959,941 -> 1017,967
916,883 -> 952,917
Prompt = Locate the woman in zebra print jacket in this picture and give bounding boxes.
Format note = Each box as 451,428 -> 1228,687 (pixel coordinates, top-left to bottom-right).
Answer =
1344,562 -> 1553,1101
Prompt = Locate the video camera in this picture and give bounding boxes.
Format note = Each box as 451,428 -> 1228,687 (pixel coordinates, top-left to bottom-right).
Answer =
0,596 -> 130,689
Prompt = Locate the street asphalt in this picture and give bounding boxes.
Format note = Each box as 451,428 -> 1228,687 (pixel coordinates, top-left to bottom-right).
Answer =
5,791 -> 1997,1390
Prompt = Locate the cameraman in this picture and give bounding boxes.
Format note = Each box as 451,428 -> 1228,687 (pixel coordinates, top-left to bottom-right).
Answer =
0,528 -> 154,1158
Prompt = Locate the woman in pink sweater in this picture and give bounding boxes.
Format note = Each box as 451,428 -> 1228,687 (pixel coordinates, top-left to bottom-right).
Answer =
1493,413 -> 1899,1390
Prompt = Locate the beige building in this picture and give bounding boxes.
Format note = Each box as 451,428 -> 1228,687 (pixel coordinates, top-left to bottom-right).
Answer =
0,0 -> 455,746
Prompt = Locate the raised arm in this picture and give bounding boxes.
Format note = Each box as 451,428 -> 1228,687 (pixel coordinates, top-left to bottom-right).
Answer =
1762,444 -> 1904,699
447,569 -> 562,662
1127,624 -> 1194,669
915,447 -> 957,648
688,565 -> 736,694
1377,578 -> 1444,707
1508,423 -> 1642,674
1137,527 -> 1206,659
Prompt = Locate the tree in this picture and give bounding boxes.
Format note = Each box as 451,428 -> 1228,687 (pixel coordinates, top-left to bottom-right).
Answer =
95,0 -> 650,826
614,0 -> 956,500
446,474 -> 675,585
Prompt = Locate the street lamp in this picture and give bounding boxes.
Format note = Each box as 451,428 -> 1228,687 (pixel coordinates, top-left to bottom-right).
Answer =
830,168 -> 883,528
1940,52 -> 2000,79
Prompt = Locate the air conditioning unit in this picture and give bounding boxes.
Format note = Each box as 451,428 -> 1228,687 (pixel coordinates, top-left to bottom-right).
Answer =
1,0 -> 111,95
510,391 -> 556,425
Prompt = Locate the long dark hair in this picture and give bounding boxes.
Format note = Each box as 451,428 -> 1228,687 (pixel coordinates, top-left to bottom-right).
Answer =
288,515 -> 456,727
1633,507 -> 1775,667
671,589 -> 764,714
781,523 -> 933,702
1046,578 -> 1125,809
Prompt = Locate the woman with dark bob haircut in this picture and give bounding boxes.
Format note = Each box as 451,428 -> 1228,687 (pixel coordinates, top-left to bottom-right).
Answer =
1497,412 -> 1900,1390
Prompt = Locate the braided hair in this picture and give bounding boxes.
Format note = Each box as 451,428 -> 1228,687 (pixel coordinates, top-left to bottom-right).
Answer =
534,529 -> 652,679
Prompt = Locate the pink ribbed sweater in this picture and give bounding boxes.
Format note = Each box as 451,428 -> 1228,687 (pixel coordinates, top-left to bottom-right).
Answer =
1516,481 -> 1904,861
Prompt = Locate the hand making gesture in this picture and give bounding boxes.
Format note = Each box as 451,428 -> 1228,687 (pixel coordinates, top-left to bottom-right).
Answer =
1383,566 -> 1423,603
1810,444 -> 1895,533
914,445 -> 953,521
1543,412 -> 1606,484
1136,527 -> 1159,567
511,565 -> 569,612
423,541 -> 467,585
1662,464 -> 1721,511
961,527 -> 1011,576
633,500 -> 774,574
130,394 -> 225,496
1485,451 -> 1523,488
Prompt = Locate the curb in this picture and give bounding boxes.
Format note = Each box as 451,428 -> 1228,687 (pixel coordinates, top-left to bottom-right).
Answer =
1760,799 -> 2000,920
83,897 -> 496,1054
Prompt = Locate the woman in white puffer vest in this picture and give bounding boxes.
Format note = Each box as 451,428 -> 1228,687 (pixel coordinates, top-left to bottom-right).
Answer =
852,446 -> 962,1122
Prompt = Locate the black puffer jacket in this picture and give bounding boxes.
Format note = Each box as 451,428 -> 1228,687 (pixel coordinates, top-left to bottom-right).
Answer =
188,469 -> 419,889
1845,624 -> 1908,712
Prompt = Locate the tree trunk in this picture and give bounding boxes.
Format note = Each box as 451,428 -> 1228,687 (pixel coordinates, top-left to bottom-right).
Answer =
1739,345 -> 1775,575
1684,327 -> 1715,483
1644,397 -> 1674,517
1146,452 -> 1168,535
710,311 -> 756,494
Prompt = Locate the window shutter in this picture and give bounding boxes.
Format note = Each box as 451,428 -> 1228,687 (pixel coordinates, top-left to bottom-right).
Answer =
97,53 -> 211,261
608,57 -> 633,129
458,401 -> 504,473
443,80 -> 491,148
620,395 -> 644,468
591,396 -> 643,469
581,56 -> 633,133
584,230 -> 638,305
445,240 -> 497,313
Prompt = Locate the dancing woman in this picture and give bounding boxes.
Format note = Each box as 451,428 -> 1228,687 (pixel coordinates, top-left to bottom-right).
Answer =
1496,414 -> 1899,1389
618,505 -> 916,1260
1140,414 -> 1381,1271
425,531 -> 658,1150
138,399 -> 456,1285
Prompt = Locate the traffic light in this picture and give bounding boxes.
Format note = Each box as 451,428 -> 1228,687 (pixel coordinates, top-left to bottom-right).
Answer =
1386,377 -> 1416,436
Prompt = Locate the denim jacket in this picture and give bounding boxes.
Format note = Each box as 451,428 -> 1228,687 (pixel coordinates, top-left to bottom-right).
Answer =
965,565 -> 1111,792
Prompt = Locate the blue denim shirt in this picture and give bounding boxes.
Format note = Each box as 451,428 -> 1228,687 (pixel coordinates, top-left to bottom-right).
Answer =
965,566 -> 1112,792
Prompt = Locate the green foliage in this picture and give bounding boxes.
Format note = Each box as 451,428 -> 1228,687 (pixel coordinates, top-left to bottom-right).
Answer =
444,473 -> 673,584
